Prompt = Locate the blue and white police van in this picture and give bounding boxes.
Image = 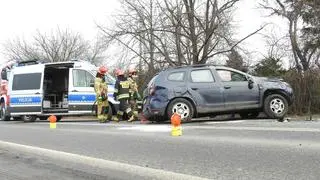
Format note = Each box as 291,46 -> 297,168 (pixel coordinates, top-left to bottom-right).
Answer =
4,60 -> 119,122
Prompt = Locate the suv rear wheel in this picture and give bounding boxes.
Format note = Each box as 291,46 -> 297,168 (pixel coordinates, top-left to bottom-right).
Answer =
264,94 -> 288,119
167,98 -> 194,122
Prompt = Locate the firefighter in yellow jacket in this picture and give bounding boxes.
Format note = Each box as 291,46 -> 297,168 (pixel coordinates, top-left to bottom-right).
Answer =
94,66 -> 110,123
113,69 -> 134,121
127,67 -> 141,122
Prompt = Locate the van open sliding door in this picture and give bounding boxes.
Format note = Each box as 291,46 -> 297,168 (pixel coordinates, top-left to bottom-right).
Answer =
9,66 -> 44,116
68,68 -> 96,115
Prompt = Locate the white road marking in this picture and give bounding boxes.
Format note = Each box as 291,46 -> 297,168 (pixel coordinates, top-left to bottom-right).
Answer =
58,122 -> 116,126
118,125 -> 172,132
0,140 -> 208,180
187,135 -> 320,150
186,126 -> 320,132
13,121 -> 320,133
203,120 -> 246,124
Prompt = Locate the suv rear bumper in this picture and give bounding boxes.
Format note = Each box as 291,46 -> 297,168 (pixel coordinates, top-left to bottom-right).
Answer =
142,97 -> 168,119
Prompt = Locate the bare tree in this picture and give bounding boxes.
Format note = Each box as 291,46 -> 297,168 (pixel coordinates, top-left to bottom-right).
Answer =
260,0 -> 320,72
85,34 -> 109,66
261,31 -> 292,63
99,0 -> 265,70
3,28 -> 107,64
226,49 -> 248,72
33,28 -> 89,62
3,37 -> 42,61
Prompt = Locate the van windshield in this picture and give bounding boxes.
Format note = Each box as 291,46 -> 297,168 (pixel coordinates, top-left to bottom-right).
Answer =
105,74 -> 116,84
91,70 -> 116,84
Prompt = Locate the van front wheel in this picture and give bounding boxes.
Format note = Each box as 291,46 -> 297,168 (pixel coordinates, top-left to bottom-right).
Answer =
22,115 -> 36,122
0,105 -> 10,121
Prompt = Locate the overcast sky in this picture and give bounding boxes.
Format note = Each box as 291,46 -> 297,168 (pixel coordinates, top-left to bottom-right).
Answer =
0,0 -> 286,65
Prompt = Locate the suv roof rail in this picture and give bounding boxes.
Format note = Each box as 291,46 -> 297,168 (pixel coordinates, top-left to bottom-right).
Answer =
168,63 -> 220,69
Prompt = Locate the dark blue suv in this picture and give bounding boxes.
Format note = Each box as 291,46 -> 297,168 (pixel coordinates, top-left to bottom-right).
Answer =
142,64 -> 294,122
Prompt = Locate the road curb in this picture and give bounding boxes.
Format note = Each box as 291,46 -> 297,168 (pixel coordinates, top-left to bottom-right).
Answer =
0,140 -> 208,180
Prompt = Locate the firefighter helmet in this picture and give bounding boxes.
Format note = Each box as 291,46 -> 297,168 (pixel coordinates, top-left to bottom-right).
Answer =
115,69 -> 124,76
98,66 -> 108,74
128,67 -> 137,74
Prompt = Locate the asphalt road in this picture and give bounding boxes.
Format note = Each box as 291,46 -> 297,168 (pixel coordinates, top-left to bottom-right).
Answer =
1,118 -> 320,180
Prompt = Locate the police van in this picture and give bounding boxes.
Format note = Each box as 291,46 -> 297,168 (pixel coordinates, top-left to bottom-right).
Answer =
3,60 -> 119,122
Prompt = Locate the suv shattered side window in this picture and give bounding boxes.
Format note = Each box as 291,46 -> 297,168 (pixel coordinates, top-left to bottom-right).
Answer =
217,70 -> 247,82
168,72 -> 185,81
191,69 -> 214,82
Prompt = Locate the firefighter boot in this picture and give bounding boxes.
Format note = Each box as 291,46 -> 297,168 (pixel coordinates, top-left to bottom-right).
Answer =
98,114 -> 105,123
128,115 -> 135,122
127,109 -> 135,122
133,111 -> 139,120
116,111 -> 124,121
102,106 -> 110,122
128,111 -> 138,122
112,115 -> 119,122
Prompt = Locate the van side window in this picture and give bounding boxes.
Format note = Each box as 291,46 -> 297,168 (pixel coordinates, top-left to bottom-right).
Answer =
12,73 -> 42,90
73,69 -> 94,87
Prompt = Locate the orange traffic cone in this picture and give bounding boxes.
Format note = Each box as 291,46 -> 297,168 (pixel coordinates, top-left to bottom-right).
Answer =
48,115 -> 57,129
171,113 -> 182,136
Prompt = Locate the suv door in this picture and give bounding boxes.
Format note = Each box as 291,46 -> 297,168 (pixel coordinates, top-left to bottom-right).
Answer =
68,69 -> 96,114
188,68 -> 224,113
9,70 -> 44,116
215,69 -> 260,110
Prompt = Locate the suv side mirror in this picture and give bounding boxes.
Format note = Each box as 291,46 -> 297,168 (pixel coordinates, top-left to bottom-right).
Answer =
248,78 -> 254,89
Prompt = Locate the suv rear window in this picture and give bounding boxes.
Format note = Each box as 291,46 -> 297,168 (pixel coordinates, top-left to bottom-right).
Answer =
168,72 -> 185,81
191,69 -> 214,82
12,73 -> 42,90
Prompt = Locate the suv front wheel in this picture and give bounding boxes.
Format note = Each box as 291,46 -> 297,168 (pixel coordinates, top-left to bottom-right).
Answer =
264,94 -> 288,119
167,98 -> 194,122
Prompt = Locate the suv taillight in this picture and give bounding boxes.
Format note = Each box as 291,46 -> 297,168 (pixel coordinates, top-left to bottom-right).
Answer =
149,85 -> 155,96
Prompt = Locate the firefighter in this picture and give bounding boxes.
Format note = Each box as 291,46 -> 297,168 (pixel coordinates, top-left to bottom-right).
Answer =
127,67 -> 141,122
113,69 -> 134,121
94,66 -> 110,123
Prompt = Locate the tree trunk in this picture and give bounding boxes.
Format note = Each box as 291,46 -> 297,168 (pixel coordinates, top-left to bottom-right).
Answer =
183,0 -> 198,64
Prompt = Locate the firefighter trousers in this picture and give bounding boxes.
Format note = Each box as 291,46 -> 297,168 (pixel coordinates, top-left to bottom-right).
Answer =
117,98 -> 133,121
129,99 -> 139,120
97,100 -> 110,122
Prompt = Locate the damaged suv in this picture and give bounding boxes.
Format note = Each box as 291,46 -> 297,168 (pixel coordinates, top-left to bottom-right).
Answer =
142,64 -> 294,122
